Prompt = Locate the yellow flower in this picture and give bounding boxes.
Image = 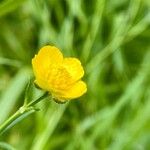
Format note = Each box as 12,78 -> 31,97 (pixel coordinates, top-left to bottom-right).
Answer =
32,45 -> 87,102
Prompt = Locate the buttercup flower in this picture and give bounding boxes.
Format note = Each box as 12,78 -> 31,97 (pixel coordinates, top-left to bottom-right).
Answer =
32,45 -> 87,102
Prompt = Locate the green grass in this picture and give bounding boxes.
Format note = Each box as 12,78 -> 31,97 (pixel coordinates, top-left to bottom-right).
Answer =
0,0 -> 150,149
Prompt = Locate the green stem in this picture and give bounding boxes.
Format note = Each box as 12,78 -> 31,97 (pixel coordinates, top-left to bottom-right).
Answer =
0,92 -> 49,135
0,107 -> 34,135
27,92 -> 49,107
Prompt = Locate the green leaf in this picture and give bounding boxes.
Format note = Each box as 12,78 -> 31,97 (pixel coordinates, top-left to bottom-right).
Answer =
23,78 -> 34,106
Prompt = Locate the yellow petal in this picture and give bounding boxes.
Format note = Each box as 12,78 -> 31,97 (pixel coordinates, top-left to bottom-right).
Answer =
32,45 -> 63,90
62,58 -> 84,82
53,80 -> 87,101
38,45 -> 63,64
32,45 -> 63,72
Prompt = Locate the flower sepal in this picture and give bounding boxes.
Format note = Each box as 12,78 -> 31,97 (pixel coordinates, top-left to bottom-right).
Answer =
53,98 -> 68,104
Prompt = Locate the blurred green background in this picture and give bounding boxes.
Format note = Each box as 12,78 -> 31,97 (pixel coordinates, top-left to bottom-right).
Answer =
0,0 -> 150,149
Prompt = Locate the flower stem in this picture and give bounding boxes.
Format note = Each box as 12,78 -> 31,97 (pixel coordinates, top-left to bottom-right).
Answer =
27,91 -> 49,107
0,107 -> 34,135
0,92 -> 49,135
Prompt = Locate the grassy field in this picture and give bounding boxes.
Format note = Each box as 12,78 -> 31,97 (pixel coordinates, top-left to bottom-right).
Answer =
0,0 -> 150,149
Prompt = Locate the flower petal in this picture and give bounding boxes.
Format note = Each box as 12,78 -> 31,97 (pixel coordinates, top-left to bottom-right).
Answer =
32,46 -> 63,72
53,80 -> 87,101
62,58 -> 84,82
32,45 -> 63,90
